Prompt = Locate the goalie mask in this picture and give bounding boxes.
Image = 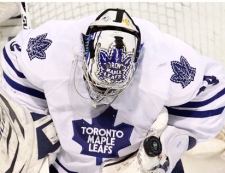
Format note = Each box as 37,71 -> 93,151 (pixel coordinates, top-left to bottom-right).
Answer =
82,8 -> 141,102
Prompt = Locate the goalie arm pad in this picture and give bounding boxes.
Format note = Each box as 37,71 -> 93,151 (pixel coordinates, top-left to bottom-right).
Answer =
0,90 -> 60,173
160,126 -> 197,173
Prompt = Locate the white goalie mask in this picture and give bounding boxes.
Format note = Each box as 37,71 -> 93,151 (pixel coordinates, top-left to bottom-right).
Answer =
82,8 -> 141,102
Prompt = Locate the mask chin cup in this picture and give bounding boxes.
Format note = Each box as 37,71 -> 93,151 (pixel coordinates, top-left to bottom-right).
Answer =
68,56 -> 109,118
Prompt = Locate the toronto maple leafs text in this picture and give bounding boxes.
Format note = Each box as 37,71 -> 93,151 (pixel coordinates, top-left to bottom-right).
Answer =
81,127 -> 124,154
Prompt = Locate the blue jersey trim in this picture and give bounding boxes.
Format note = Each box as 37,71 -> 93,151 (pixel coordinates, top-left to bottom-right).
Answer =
167,106 -> 225,118
3,71 -> 46,99
31,112 -> 48,121
35,119 -> 60,160
3,47 -> 26,78
55,158 -> 78,173
174,87 -> 225,108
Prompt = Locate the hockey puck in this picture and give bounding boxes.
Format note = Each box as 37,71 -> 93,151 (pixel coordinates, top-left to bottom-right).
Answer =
143,136 -> 162,157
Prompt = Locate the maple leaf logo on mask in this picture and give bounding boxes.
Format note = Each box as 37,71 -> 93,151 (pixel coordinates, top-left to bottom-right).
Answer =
96,44 -> 134,84
72,106 -> 134,165
26,33 -> 52,60
170,56 -> 196,88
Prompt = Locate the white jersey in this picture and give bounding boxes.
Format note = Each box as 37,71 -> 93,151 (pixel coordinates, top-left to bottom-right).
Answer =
1,15 -> 225,173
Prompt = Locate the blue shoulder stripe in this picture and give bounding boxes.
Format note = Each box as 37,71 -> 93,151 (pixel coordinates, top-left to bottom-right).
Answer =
3,71 -> 46,99
167,106 -> 225,118
3,47 -> 26,78
174,87 -> 225,108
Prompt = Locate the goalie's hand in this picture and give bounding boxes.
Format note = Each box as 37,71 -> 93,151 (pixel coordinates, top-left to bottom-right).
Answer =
137,107 -> 169,172
0,90 -> 60,173
101,106 -> 195,173
101,107 -> 169,173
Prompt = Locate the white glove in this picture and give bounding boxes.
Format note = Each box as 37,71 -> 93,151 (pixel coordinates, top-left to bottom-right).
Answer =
0,90 -> 60,173
160,125 -> 196,173
101,107 -> 169,173
101,106 -> 196,173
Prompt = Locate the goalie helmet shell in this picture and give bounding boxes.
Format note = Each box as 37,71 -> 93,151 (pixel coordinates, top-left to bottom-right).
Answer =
82,8 -> 141,102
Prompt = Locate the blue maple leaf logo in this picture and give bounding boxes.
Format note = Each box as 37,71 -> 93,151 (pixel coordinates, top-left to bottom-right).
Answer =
26,33 -> 52,60
170,56 -> 196,88
72,106 -> 134,165
96,44 -> 134,84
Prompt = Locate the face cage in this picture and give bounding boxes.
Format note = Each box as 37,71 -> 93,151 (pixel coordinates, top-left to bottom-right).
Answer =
82,64 -> 134,102
83,22 -> 140,102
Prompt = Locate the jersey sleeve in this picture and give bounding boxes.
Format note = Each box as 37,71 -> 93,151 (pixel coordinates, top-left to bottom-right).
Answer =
1,16 -> 97,114
166,53 -> 225,142
1,27 -> 49,114
137,18 -> 225,141
1,19 -> 82,113
17,17 -> 95,87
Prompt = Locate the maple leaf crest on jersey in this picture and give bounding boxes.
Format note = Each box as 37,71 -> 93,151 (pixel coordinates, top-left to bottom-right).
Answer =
96,44 -> 134,84
72,106 -> 134,165
26,33 -> 52,60
170,56 -> 196,88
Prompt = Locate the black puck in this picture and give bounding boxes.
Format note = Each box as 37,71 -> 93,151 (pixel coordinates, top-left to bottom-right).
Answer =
143,136 -> 162,157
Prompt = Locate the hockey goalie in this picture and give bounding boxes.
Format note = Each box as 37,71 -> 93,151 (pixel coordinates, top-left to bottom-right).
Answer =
0,90 -> 60,173
1,6 -> 225,173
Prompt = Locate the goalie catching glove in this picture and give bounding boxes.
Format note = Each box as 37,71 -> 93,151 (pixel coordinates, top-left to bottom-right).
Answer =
101,107 -> 196,173
0,90 -> 60,173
